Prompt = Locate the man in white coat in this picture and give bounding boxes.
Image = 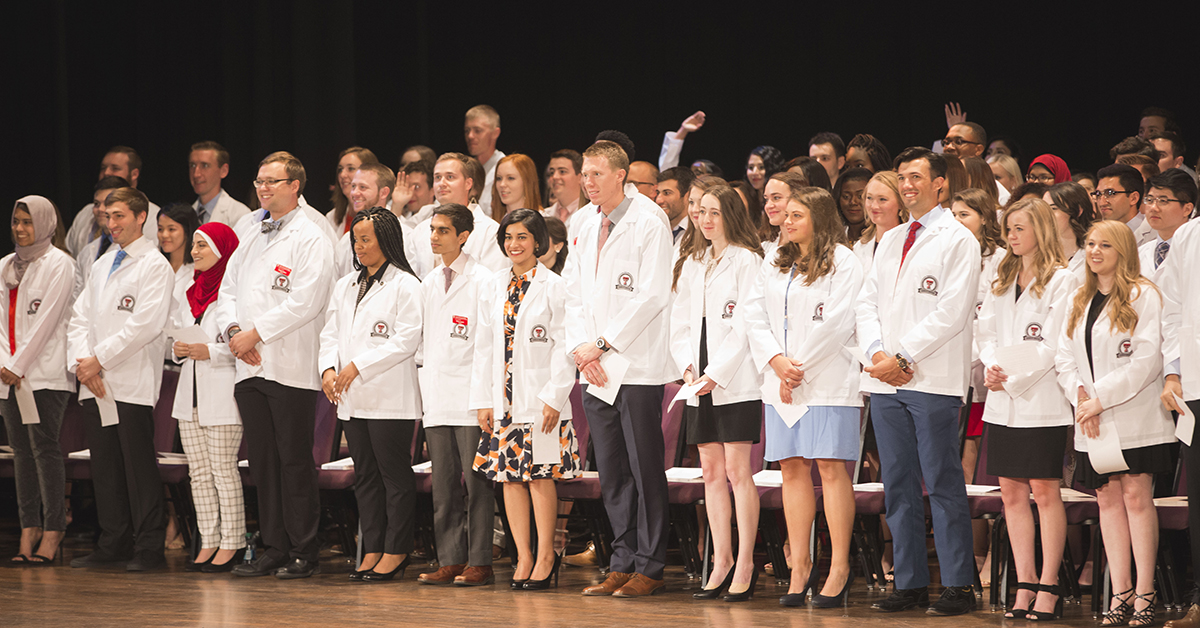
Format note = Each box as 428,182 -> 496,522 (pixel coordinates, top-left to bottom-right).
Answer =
1138,169 -> 1196,284
857,147 -> 981,616
464,105 -> 503,218
565,141 -> 674,598
189,141 -> 251,226
67,187 -> 174,571
408,153 -> 507,278
1096,163 -> 1154,246
215,151 -> 334,579
73,176 -> 128,304
66,146 -> 161,257
332,163 -> 423,280
414,203 -> 497,586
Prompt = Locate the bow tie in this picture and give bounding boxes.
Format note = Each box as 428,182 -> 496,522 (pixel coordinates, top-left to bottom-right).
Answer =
261,218 -> 282,234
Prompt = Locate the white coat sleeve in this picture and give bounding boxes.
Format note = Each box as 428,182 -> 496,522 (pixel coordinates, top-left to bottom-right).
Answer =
93,263 -> 173,370
976,288 -> 1000,370
213,246 -> 243,335
898,235 -> 982,363
8,257 -> 74,378
66,263 -> 96,370
1159,225 -> 1185,367
856,251 -> 883,358
793,254 -> 864,371
744,264 -> 783,373
253,236 -> 334,344
668,261 -> 694,378
468,279 -> 497,411
704,254 -> 762,388
1094,287 -> 1164,411
1054,310 -> 1084,404
562,244 -> 587,355
353,278 -> 424,383
477,222 -> 508,273
536,279 -> 576,413
659,131 -> 683,171
602,219 -> 673,353
317,280 -> 343,375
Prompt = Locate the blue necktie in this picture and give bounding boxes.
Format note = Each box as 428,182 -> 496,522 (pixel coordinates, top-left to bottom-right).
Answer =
108,250 -> 128,278
1155,240 -> 1170,269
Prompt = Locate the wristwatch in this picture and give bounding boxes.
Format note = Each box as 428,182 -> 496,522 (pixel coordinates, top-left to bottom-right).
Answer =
894,353 -> 910,371
596,337 -> 611,352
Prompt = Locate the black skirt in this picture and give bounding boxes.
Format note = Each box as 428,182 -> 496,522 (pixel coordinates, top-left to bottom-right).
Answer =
984,423 -> 1070,479
1074,443 -> 1175,490
684,319 -> 762,445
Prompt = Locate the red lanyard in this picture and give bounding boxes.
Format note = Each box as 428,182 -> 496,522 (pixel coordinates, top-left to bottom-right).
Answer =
8,287 -> 17,355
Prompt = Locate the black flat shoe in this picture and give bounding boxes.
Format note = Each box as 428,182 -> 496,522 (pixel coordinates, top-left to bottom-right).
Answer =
361,555 -> 410,583
185,554 -> 214,572
694,567 -> 735,600
812,570 -> 855,608
723,567 -> 759,602
522,553 -> 562,591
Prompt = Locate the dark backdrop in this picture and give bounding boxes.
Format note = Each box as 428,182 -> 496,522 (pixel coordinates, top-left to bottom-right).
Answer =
4,1 -> 1197,258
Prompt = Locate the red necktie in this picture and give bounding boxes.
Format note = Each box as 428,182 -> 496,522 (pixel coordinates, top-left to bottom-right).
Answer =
899,222 -> 921,268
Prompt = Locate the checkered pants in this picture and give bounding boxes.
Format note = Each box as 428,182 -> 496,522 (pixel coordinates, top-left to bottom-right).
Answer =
179,416 -> 246,550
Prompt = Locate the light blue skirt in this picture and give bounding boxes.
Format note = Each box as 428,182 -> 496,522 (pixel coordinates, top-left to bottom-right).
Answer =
764,404 -> 860,462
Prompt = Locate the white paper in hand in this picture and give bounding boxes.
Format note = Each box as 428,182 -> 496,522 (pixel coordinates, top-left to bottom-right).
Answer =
760,370 -> 808,428
165,324 -> 210,345
585,352 -> 630,406
668,380 -> 708,411
531,421 -> 561,465
96,388 -> 120,427
15,383 -> 39,425
1174,393 -> 1194,446
994,342 -> 1049,399
1088,417 -> 1129,474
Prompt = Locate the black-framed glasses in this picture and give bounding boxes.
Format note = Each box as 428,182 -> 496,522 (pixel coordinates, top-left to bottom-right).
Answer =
1089,189 -> 1133,199
253,177 -> 294,188
942,137 -> 981,147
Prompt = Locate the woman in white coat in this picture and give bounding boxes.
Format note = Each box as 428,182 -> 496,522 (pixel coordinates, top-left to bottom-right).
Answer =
170,222 -> 245,572
1055,220 -> 1173,628
670,185 -> 764,601
0,197 -> 75,564
853,170 -> 908,276
1044,182 -> 1098,279
977,199 -> 1075,620
471,209 -> 579,590
320,207 -> 423,582
671,175 -> 725,294
744,185 -> 864,608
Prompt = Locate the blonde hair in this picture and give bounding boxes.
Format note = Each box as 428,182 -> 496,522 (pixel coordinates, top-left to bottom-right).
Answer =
859,170 -> 910,244
991,199 -> 1064,298
672,175 -> 726,290
1066,220 -> 1159,338
987,154 -> 1021,183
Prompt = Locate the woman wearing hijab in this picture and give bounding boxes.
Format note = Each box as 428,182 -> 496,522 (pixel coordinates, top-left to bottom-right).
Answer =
0,196 -> 75,564
169,221 -> 246,572
1026,154 -> 1072,186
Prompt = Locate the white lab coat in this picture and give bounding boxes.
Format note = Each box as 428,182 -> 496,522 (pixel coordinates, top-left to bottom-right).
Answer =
1128,213 -> 1155,247
319,265 -> 423,420
744,244 -> 864,407
66,200 -> 161,258
1055,283 -> 1174,451
969,249 -> 1007,403
165,263 -> 194,361
856,207 -> 982,397
410,203 -> 507,280
193,188 -> 251,227
231,197 -> 339,249
852,238 -> 877,276
670,245 -> 763,406
213,206 -> 334,390
477,150 -> 505,219
977,268 -> 1076,427
0,249 -> 76,397
1137,238 -> 1169,285
564,193 -> 675,386
1160,220 -> 1200,401
469,263 -> 575,423
170,289 -> 240,426
419,254 -> 491,427
67,236 -> 173,407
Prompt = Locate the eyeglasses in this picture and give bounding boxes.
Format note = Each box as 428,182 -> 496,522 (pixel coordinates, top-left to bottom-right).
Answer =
253,177 -> 294,188
1143,196 -> 1184,208
942,137 -> 981,147
1089,189 -> 1133,199
1025,173 -> 1056,184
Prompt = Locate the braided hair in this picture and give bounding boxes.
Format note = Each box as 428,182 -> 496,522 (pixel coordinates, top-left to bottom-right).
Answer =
350,206 -> 416,278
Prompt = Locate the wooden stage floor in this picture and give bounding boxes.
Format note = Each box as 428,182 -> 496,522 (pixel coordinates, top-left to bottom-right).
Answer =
2,539 -> 1152,628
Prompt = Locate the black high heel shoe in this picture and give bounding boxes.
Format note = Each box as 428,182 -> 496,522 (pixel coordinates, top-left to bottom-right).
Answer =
361,554 -> 411,583
812,570 -> 855,608
723,566 -> 759,602
780,564 -> 818,607
185,554 -> 214,573
202,554 -> 239,573
1028,583 -> 1064,621
522,553 -> 562,590
693,567 -> 736,600
1004,581 -> 1038,619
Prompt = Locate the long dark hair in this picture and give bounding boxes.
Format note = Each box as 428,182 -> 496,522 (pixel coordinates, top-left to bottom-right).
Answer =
543,216 -> 569,275
158,202 -> 199,264
350,206 -> 415,277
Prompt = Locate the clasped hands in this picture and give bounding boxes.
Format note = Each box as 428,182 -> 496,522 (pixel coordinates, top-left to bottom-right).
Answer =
864,351 -> 914,387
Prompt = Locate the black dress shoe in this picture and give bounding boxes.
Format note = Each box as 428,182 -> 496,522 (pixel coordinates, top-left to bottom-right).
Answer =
926,585 -> 976,616
70,551 -> 131,569
232,553 -> 288,577
185,555 -> 214,572
349,568 -> 370,582
522,554 -> 562,591
202,555 -> 240,573
873,586 -> 929,612
275,558 -> 321,579
126,552 -> 166,572
361,555 -> 410,583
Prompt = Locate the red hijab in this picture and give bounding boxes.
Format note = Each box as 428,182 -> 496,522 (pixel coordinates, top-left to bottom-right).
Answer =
186,222 -> 239,320
1029,154 -> 1071,184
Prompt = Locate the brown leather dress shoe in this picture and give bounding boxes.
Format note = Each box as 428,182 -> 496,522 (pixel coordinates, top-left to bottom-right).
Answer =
453,565 -> 495,586
613,573 -> 666,598
1167,604 -> 1200,628
582,571 -> 633,596
418,563 -> 465,585
564,542 -> 598,567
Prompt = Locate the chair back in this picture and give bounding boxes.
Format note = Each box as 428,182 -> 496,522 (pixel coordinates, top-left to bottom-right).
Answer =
152,369 -> 181,453
312,395 -> 339,466
661,382 -> 686,469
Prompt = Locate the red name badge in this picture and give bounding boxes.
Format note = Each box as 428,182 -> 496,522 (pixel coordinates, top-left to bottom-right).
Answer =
452,316 -> 468,326
274,264 -> 292,276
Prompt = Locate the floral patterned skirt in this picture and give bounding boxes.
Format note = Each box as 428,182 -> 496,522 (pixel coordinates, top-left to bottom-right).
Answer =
473,411 -> 581,483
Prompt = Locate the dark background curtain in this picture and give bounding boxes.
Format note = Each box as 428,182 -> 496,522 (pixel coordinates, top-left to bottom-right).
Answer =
3,1 -> 1196,258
